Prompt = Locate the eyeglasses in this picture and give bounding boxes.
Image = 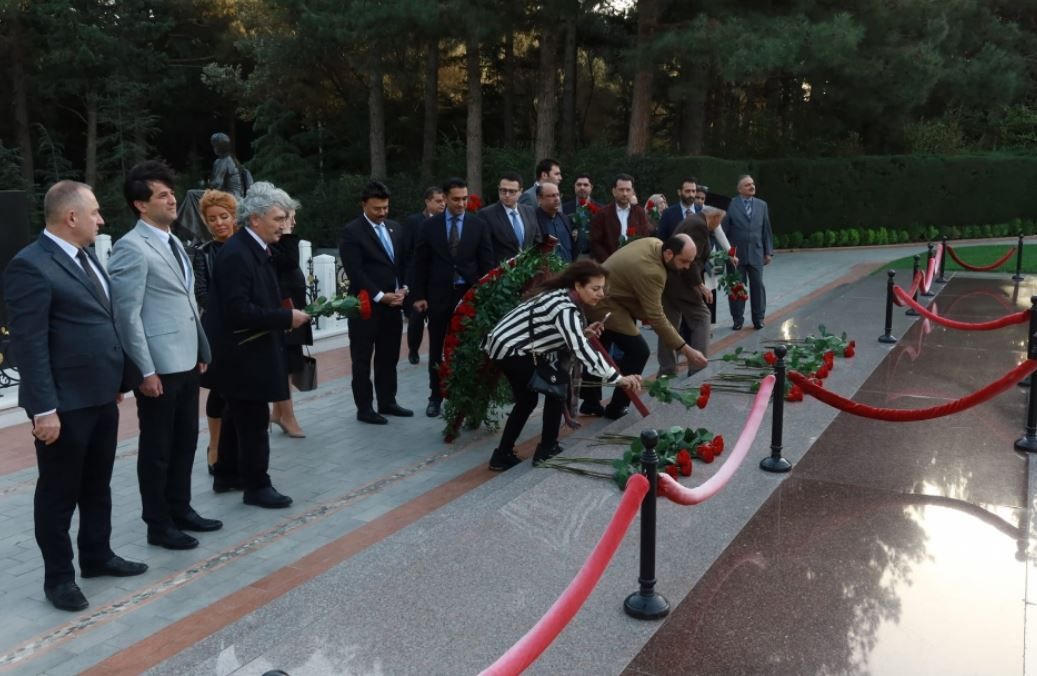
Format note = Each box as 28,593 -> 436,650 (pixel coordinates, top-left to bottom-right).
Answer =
498,187 -> 519,194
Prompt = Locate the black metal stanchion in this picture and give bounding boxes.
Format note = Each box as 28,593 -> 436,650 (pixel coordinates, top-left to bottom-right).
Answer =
921,243 -> 935,297
1013,234 -> 1025,282
905,255 -> 921,317
760,345 -> 792,473
1015,297 -> 1037,452
624,428 -> 670,620
878,270 -> 898,344
936,235 -> 948,284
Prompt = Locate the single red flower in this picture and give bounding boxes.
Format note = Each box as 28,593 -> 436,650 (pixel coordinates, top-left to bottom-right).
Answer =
844,345 -> 856,358
696,395 -> 708,409
786,384 -> 804,401
679,459 -> 693,476
710,434 -> 725,455
817,364 -> 830,379
664,464 -> 680,479
466,194 -> 483,212
588,202 -> 601,215
676,449 -> 692,465
357,289 -> 372,320
626,227 -> 636,238
823,351 -> 835,368
695,444 -> 715,463
463,288 -> 477,302
458,303 -> 477,318
728,246 -> 737,257
763,350 -> 777,366
577,197 -> 588,207
450,315 -> 464,333
728,293 -> 737,301
700,383 -> 712,397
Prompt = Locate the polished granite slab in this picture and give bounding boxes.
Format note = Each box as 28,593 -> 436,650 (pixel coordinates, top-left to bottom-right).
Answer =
625,273 -> 1037,675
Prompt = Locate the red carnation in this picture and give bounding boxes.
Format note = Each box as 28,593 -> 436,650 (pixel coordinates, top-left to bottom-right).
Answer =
786,384 -> 804,401
458,303 -> 477,318
816,364 -> 830,379
700,383 -> 712,397
728,246 -> 737,257
695,443 -> 715,463
463,288 -> 476,302
357,289 -> 373,320
664,464 -> 680,479
763,350 -> 777,366
450,315 -> 464,333
588,202 -> 601,215
466,194 -> 483,212
844,345 -> 856,358
626,227 -> 636,238
578,198 -> 588,207
696,395 -> 709,409
823,351 -> 835,368
676,449 -> 692,465
710,435 -> 724,455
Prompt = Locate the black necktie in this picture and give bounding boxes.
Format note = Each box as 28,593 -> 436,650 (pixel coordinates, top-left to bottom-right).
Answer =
167,236 -> 187,281
449,216 -> 460,257
76,248 -> 110,311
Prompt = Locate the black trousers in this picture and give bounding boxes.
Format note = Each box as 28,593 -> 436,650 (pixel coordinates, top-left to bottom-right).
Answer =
496,354 -> 563,453
135,369 -> 200,530
426,287 -> 467,402
349,305 -> 403,411
34,403 -> 118,586
580,330 -> 649,411
728,263 -> 767,326
405,302 -> 426,355
213,398 -> 271,491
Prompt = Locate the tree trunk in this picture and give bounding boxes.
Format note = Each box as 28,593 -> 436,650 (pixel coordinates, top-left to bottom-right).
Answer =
85,91 -> 98,186
626,0 -> 660,156
368,54 -> 387,179
420,40 -> 438,186
465,35 -> 482,198
533,27 -> 561,162
7,19 -> 34,192
560,17 -> 577,156
678,66 -> 707,155
502,31 -> 516,147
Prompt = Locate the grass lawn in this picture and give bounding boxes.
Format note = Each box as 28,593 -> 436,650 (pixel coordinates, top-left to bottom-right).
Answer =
884,243 -> 1037,273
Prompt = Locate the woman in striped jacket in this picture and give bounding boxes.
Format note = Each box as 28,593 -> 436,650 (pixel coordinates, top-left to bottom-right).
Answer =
483,260 -> 643,471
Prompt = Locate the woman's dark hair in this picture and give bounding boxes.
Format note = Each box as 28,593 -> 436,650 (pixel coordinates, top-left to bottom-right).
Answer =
526,259 -> 608,298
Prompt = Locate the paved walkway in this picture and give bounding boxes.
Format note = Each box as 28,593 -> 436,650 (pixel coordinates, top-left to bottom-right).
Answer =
0,240 -> 1022,674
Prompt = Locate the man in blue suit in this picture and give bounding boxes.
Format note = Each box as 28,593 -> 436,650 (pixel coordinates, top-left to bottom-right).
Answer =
4,181 -> 148,611
722,174 -> 774,330
656,177 -> 699,241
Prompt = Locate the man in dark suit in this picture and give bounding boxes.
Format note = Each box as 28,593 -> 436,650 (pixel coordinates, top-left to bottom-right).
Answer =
410,177 -> 496,417
481,171 -> 540,261
535,182 -> 576,263
589,173 -> 650,262
339,181 -> 413,425
4,181 -> 147,611
657,176 -> 699,241
205,182 -> 310,508
401,187 -> 445,365
109,161 -> 219,551
722,174 -> 775,330
562,174 -> 600,257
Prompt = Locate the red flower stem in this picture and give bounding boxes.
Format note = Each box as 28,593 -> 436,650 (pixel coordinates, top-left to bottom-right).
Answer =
587,336 -> 650,417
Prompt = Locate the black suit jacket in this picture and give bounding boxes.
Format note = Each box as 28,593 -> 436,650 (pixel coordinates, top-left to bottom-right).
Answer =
339,215 -> 408,299
410,211 -> 496,306
480,202 -> 541,262
3,234 -> 128,416
204,228 -> 293,402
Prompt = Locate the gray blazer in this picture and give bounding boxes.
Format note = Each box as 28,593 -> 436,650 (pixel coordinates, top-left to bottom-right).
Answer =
108,220 -> 211,376
518,184 -> 539,208
721,196 -> 774,268
3,234 -> 127,416
480,202 -> 541,261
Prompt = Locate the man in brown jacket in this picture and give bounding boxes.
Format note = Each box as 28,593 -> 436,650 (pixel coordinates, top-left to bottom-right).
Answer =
658,213 -> 713,377
580,234 -> 708,419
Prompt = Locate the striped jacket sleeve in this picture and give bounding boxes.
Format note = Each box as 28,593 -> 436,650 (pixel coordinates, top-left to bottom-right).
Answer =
554,305 -> 618,382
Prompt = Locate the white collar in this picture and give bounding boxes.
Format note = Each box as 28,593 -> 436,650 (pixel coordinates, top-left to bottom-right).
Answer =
139,219 -> 172,242
244,226 -> 268,251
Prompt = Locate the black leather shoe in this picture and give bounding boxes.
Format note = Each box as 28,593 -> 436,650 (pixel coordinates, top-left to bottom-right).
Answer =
753,321 -> 765,330
732,321 -> 744,330
147,527 -> 199,550
357,409 -> 388,425
579,401 -> 605,416
425,400 -> 441,417
81,555 -> 148,578
379,403 -> 414,417
604,405 -> 629,420
488,448 -> 523,471
173,511 -> 223,532
44,581 -> 88,611
243,486 -> 293,509
532,442 -> 564,464
212,476 -> 243,493
408,351 -> 420,365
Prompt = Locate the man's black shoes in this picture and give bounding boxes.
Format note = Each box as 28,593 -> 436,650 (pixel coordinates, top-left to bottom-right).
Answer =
81,555 -> 148,578
488,448 -> 522,472
604,404 -> 629,420
357,409 -> 388,425
45,581 -> 89,611
532,442 -> 564,464
172,511 -> 223,532
379,403 -> 414,417
148,527 -> 199,550
579,401 -> 605,417
425,400 -> 442,417
408,351 -> 420,365
243,486 -> 293,509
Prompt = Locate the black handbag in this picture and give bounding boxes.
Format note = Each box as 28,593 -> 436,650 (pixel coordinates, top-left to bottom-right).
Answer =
526,304 -> 569,399
291,352 -> 318,392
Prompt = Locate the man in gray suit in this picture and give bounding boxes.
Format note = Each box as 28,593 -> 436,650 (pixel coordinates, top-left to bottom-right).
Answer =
109,161 -> 219,551
481,171 -> 541,261
4,181 -> 148,611
518,158 -> 562,208
721,174 -> 774,330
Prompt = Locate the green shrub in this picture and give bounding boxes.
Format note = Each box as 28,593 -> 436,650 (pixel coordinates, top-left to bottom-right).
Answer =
863,229 -> 876,245
847,229 -> 861,246
807,231 -> 825,247
788,231 -> 804,248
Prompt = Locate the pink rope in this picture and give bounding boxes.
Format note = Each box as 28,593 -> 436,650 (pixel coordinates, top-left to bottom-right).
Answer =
657,375 -> 775,505
892,270 -> 923,307
893,286 -> 1030,330
480,474 -> 649,676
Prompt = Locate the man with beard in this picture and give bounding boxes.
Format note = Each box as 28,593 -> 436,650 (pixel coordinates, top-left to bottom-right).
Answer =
579,234 -> 708,419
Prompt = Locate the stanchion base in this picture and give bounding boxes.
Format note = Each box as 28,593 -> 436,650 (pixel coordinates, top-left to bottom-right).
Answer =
935,277 -> 947,284
921,291 -> 934,297
760,456 -> 793,473
905,309 -> 919,316
1013,275 -> 1025,282
878,334 -> 898,344
1020,375 -> 1032,388
624,591 -> 670,620
1015,435 -> 1037,452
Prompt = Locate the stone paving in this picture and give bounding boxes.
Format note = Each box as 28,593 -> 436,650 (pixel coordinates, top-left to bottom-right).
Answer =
0,240 -> 1020,674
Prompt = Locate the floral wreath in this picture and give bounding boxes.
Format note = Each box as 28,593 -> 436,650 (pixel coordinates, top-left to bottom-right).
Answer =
440,238 -> 565,441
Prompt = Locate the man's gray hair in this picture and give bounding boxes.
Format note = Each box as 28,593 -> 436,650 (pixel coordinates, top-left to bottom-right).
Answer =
44,180 -> 92,226
237,181 -> 299,227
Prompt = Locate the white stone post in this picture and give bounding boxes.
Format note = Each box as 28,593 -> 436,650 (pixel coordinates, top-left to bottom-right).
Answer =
312,254 -> 337,331
94,234 -> 113,270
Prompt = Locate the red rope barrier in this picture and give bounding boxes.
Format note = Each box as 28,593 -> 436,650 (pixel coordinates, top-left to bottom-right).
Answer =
788,359 -> 1037,421
946,244 -> 1017,272
893,286 -> 1030,330
479,473 -> 649,676
892,271 -> 923,307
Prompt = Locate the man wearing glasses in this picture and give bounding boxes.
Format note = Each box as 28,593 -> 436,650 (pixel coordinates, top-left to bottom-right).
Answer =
481,171 -> 541,261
